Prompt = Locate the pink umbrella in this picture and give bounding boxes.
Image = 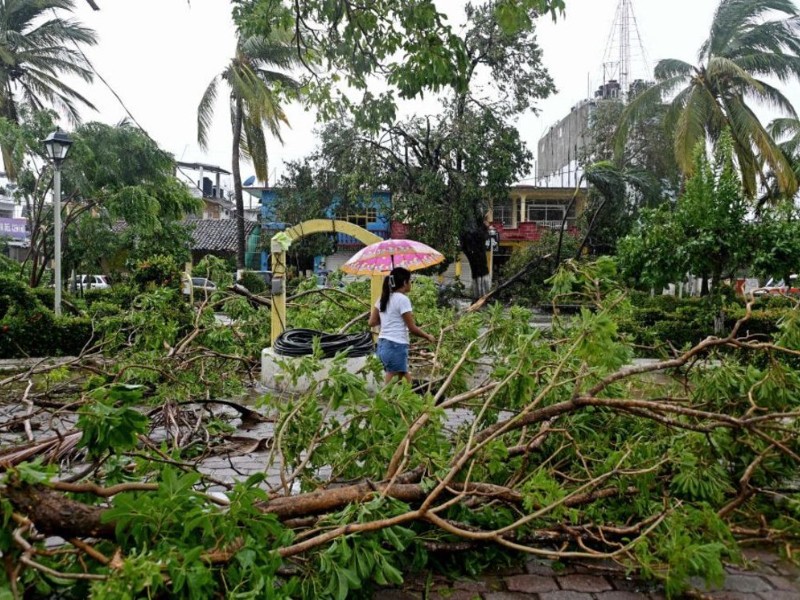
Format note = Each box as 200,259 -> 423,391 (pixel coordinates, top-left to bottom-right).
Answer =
340,239 -> 445,275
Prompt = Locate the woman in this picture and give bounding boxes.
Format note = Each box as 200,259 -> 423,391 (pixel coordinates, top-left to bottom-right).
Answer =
368,267 -> 436,384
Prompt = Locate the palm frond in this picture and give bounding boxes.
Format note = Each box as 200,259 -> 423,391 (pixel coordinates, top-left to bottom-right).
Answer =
240,33 -> 302,72
742,78 -> 797,117
653,58 -> 694,80
727,17 -> 800,59
706,55 -> 763,89
674,84 -> 720,175
242,113 -> 268,182
733,51 -> 800,83
197,76 -> 219,150
0,0 -> 96,126
702,0 -> 800,60
615,76 -> 687,159
768,117 -> 800,140
726,95 -> 798,197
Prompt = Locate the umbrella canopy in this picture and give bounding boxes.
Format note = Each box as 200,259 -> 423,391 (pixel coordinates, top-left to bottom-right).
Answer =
340,238 -> 445,275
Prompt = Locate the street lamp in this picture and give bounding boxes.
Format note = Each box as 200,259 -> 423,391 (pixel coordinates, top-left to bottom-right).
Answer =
42,128 -> 73,316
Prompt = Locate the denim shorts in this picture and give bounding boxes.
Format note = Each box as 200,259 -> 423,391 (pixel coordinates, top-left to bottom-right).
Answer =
376,338 -> 409,373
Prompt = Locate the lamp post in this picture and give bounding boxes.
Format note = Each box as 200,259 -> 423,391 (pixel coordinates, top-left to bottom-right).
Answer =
42,128 -> 73,316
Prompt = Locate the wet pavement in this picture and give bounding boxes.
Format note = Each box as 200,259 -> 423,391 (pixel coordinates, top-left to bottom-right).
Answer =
374,549 -> 800,599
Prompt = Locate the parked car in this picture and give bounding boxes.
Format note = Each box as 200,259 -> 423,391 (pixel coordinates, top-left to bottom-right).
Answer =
74,274 -> 111,290
754,274 -> 800,296
182,276 -> 217,296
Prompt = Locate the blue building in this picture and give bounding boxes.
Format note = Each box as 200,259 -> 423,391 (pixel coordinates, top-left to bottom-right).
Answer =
246,186 -> 391,272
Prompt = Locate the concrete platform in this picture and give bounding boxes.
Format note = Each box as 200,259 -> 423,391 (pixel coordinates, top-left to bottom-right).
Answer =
260,347 -> 378,393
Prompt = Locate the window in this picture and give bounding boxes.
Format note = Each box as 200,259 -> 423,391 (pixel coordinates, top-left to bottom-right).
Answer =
493,198 -> 514,227
526,200 -> 572,228
344,207 -> 378,228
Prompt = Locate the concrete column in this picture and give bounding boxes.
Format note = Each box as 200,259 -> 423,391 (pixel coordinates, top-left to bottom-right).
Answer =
270,248 -> 286,345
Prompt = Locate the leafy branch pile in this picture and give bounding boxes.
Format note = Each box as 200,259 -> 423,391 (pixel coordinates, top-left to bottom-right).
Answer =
0,262 -> 799,599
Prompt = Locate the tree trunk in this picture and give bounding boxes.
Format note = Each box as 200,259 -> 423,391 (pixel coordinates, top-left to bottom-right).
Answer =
460,228 -> 489,299
554,181 -> 582,268
574,197 -> 608,259
232,99 -> 246,271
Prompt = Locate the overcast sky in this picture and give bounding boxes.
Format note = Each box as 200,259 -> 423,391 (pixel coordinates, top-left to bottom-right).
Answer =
66,0 -> 800,188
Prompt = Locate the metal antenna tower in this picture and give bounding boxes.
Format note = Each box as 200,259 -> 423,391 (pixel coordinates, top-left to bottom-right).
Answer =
600,0 -> 650,100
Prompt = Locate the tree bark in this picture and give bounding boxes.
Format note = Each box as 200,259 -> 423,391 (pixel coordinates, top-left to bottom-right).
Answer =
460,228 -> 489,298
5,483 -> 115,539
232,98 -> 246,271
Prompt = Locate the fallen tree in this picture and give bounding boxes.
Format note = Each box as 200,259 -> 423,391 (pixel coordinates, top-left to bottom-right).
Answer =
1,262 -> 799,599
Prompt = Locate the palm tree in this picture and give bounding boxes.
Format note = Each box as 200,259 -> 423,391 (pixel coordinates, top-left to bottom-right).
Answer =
617,0 -> 800,198
755,116 -> 800,206
768,117 -> 800,158
0,0 -> 97,177
197,31 -> 300,270
554,161 -> 652,265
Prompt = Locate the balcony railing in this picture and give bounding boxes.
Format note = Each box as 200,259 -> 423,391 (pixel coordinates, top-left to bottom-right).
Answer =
535,219 -> 567,229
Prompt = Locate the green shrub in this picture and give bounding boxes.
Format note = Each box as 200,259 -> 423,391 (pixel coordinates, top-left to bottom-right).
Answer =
194,255 -> 234,289
620,296 -> 721,354
0,274 -> 96,357
82,287 -> 114,307
30,286 -> 55,309
239,270 -> 267,294
108,282 -> 140,310
0,312 -> 93,358
131,255 -> 182,291
620,293 -> 795,357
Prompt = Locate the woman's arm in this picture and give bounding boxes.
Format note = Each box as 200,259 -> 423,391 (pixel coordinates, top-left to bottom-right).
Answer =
368,307 -> 381,328
402,312 -> 435,343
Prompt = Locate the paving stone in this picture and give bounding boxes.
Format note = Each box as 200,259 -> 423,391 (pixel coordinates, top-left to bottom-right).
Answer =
742,549 -> 783,565
719,574 -> 772,593
761,574 -> 799,591
757,592 -> 800,600
484,593 -> 538,600
594,592 -> 645,599
774,561 -> 800,578
372,590 -> 422,599
505,575 -> 559,593
688,576 -> 718,592
569,559 -> 624,576
428,587 -> 483,600
706,593 -> 759,600
525,560 -> 558,576
538,592 -> 594,600
451,579 -> 492,592
556,574 -> 613,593
727,563 -> 780,576
400,573 -> 430,591
610,577 -> 657,594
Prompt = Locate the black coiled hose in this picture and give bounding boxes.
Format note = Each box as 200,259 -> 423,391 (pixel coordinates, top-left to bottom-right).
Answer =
273,328 -> 375,358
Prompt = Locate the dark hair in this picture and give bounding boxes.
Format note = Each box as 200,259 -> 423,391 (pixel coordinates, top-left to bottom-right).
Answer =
379,267 -> 411,312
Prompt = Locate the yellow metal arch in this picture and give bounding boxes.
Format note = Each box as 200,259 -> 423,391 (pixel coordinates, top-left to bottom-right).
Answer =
271,219 -> 384,344
282,219 -> 383,244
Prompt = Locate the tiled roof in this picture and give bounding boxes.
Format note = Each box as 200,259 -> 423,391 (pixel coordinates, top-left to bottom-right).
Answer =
106,218 -> 257,252
187,219 -> 259,252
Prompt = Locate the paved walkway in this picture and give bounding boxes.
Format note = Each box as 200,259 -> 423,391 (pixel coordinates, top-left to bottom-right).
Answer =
374,549 -> 800,599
